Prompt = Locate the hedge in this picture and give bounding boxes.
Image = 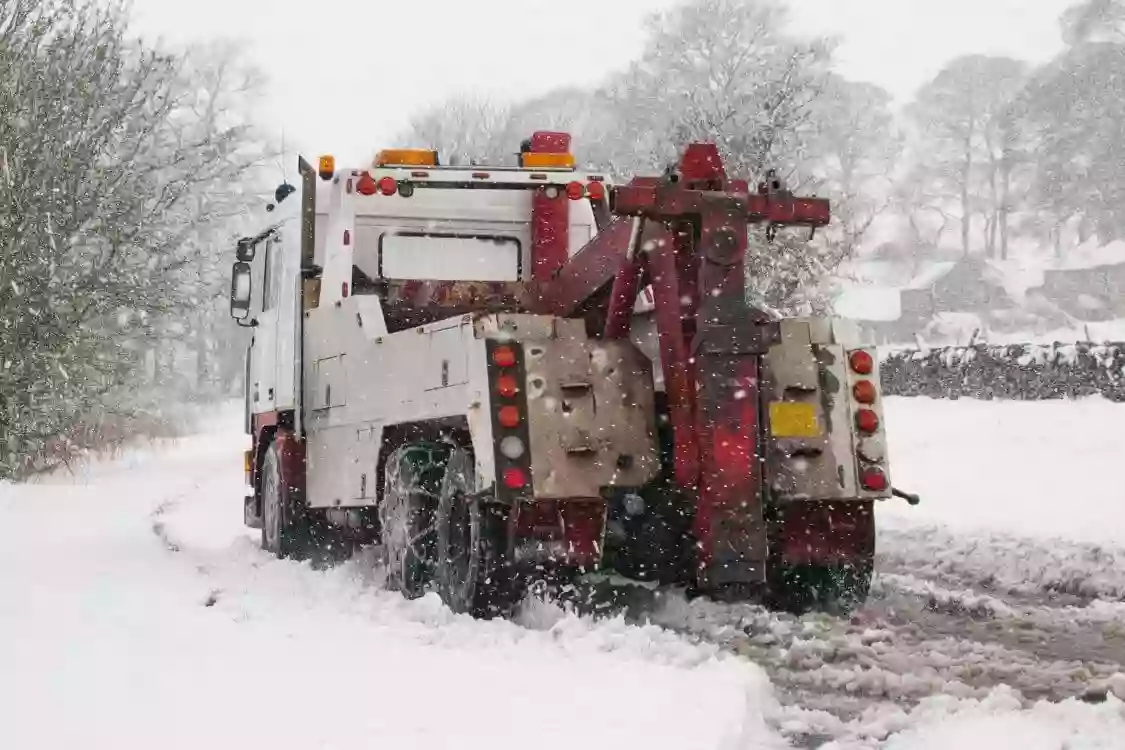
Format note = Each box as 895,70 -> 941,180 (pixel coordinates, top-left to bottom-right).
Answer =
879,342 -> 1125,401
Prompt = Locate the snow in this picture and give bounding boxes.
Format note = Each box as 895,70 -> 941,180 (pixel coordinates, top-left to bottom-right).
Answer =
904,262 -> 956,290
0,411 -> 783,750
834,287 -> 902,321
1049,239 -> 1125,271
878,396 -> 1125,544
2,400 -> 1125,748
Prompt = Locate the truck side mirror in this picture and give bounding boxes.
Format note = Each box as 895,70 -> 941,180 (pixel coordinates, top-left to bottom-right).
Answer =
230,261 -> 254,323
236,237 -> 256,262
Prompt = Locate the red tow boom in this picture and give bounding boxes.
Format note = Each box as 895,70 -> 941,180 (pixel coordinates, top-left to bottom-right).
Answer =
533,144 -> 830,596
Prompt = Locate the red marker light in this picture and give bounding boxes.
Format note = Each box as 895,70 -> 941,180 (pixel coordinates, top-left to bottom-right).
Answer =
565,181 -> 585,200
849,350 -> 874,375
586,180 -> 606,201
502,467 -> 527,489
498,405 -> 521,428
492,346 -> 516,368
855,409 -> 879,434
377,176 -> 397,196
496,375 -> 518,398
853,380 -> 877,404
356,173 -> 378,196
861,467 -> 888,492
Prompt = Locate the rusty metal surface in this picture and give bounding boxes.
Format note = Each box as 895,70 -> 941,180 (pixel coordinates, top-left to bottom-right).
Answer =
522,320 -> 660,500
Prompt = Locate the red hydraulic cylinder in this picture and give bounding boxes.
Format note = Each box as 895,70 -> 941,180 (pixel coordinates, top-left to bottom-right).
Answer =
529,131 -> 573,282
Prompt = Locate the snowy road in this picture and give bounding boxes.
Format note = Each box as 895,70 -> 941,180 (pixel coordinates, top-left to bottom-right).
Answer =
2,399 -> 1125,748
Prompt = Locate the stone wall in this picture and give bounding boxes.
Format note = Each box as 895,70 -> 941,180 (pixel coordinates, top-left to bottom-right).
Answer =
879,343 -> 1125,401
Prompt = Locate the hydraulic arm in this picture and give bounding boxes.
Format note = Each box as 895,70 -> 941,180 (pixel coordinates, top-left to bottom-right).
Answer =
534,143 -> 830,595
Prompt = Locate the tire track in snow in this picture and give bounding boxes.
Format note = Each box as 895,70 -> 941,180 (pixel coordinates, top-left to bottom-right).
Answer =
877,524 -> 1125,604
148,483 -> 225,608
562,536 -> 1125,740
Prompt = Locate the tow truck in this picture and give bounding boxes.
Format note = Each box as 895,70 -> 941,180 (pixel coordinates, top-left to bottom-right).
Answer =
228,131 -> 901,617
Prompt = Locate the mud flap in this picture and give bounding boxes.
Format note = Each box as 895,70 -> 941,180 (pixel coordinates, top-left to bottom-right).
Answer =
244,495 -> 262,529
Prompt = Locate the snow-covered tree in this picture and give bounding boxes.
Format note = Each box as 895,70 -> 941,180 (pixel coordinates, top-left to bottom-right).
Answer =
1018,0 -> 1125,250
599,0 -> 833,182
900,54 -> 1028,259
395,95 -> 513,166
0,0 -> 268,477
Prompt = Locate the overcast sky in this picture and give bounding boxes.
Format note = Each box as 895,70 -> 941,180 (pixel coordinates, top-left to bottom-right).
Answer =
127,0 -> 1075,165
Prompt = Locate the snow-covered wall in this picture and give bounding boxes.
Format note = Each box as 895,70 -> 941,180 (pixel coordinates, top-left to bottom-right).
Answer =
879,342 -> 1125,401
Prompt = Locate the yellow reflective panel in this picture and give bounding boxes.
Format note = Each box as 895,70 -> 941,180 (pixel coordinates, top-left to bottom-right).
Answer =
769,402 -> 822,438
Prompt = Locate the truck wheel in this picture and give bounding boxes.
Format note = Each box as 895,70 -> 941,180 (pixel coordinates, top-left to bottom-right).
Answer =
765,501 -> 875,615
767,561 -> 873,616
260,438 -> 343,563
380,443 -> 450,598
260,439 -> 310,559
435,447 -> 520,618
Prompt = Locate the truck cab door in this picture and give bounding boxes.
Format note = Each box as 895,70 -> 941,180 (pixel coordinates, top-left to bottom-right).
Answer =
250,236 -> 280,414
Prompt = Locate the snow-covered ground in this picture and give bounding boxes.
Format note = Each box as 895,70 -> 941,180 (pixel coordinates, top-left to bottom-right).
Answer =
1,399 -> 1124,748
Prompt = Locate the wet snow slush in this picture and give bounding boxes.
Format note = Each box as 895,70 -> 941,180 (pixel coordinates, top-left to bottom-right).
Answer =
2,398 -> 1124,749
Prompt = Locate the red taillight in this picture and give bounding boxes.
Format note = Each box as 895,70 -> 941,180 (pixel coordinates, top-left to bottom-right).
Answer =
377,176 -> 397,196
849,350 -> 874,375
565,181 -> 585,200
855,408 -> 879,434
356,173 -> 377,196
492,346 -> 516,368
502,467 -> 527,489
853,380 -> 877,404
586,180 -> 606,201
498,405 -> 521,428
341,282 -> 349,298
861,467 -> 888,492
496,375 -> 518,398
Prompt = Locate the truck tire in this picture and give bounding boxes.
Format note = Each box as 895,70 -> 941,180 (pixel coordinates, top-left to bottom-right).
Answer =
435,447 -> 520,618
260,439 -> 310,559
380,442 -> 451,599
767,561 -> 873,616
764,501 -> 875,615
260,438 -> 343,563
